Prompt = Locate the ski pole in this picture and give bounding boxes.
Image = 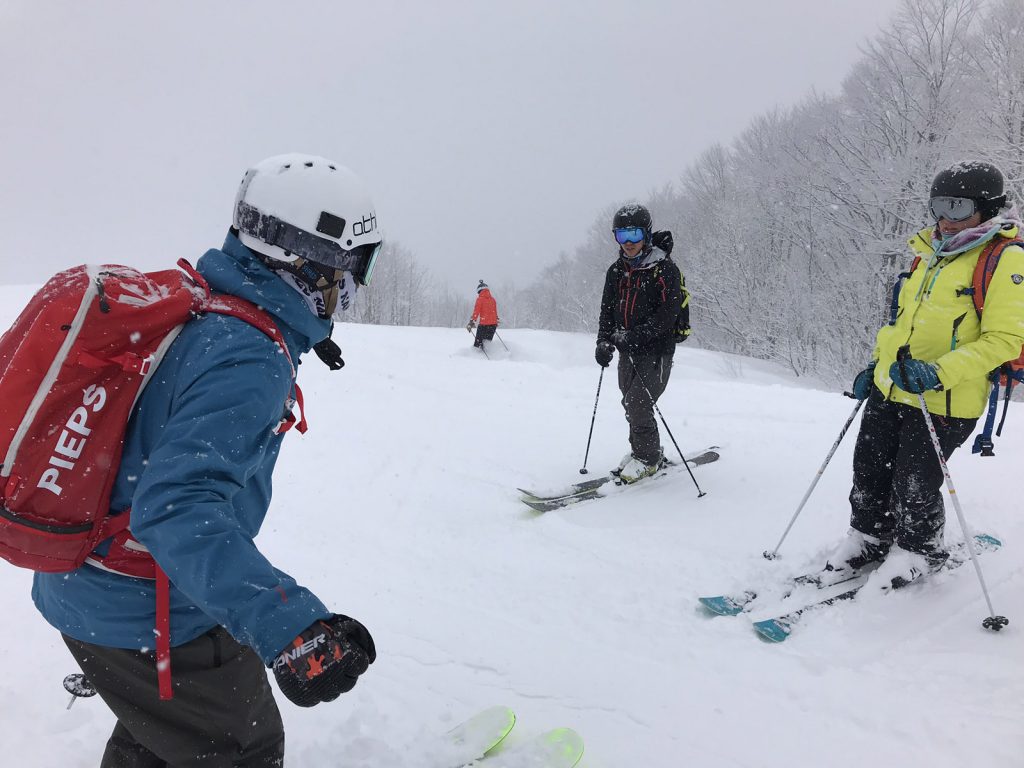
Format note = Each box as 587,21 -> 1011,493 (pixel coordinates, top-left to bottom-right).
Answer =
495,331 -> 509,352
627,353 -> 706,497
579,367 -> 604,474
763,394 -> 864,560
897,346 -> 1008,632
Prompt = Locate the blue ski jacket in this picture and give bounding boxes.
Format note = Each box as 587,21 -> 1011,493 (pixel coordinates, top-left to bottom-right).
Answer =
33,233 -> 334,664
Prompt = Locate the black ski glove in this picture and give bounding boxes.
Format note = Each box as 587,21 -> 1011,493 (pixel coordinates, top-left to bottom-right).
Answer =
272,614 -> 376,707
595,340 -> 615,367
610,329 -> 632,352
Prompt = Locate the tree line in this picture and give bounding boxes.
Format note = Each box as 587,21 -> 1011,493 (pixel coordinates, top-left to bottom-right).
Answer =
351,0 -> 1024,384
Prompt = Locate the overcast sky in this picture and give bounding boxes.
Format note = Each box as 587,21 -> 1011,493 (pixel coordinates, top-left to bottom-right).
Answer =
0,0 -> 904,291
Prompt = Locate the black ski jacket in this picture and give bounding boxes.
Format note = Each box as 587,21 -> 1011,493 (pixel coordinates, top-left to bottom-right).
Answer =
597,232 -> 686,355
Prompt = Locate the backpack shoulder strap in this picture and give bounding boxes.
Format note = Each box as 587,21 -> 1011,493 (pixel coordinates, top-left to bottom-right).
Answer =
176,259 -> 304,433
889,254 -> 925,326
972,238 -> 1024,316
204,295 -> 294,372
176,258 -> 294,374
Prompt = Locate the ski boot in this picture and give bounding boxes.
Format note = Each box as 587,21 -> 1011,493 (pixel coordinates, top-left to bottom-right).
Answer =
870,544 -> 948,592
617,453 -> 663,485
822,529 -> 890,584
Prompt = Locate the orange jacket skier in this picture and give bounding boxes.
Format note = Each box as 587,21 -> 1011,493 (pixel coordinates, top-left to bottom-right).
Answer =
467,280 -> 499,348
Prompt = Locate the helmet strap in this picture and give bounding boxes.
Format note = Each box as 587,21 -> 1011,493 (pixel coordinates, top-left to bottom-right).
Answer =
263,255 -> 344,319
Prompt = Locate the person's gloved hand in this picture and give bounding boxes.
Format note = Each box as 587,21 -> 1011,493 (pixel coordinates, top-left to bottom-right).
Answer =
272,614 -> 376,707
610,329 -> 629,351
889,359 -> 942,394
595,341 -> 615,368
466,321 -> 474,332
851,362 -> 876,400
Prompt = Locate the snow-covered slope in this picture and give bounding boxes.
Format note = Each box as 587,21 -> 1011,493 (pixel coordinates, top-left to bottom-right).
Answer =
1,294 -> 1022,767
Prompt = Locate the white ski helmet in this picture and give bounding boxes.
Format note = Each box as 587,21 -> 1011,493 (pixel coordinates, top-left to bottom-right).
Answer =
233,153 -> 382,287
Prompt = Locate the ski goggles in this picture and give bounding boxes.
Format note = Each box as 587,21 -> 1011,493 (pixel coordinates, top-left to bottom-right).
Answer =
613,227 -> 646,245
237,201 -> 383,286
928,196 -> 977,223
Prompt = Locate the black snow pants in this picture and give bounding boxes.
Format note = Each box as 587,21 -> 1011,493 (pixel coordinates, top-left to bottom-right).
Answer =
618,346 -> 675,464
474,324 -> 497,347
63,627 -> 284,768
849,387 -> 977,555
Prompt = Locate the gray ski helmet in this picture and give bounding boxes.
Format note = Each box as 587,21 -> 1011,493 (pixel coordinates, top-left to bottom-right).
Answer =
930,162 -> 1007,220
612,203 -> 653,234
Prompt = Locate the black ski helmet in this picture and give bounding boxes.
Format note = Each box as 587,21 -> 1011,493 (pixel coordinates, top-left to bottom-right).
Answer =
612,203 -> 653,234
930,162 -> 1007,221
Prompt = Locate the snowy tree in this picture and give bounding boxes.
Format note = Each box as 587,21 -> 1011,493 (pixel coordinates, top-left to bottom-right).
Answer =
348,0 -> 1024,390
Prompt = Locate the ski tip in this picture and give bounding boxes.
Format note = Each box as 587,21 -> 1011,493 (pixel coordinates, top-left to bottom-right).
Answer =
538,728 -> 585,767
520,498 -> 554,513
752,618 -> 792,643
488,726 -> 584,768
975,533 -> 1002,548
698,595 -> 746,617
442,705 -> 517,764
480,704 -> 516,728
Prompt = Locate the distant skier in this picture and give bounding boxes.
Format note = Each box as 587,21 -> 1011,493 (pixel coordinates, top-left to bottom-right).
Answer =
31,155 -> 380,765
828,161 -> 1024,590
468,279 -> 499,349
595,203 -> 689,483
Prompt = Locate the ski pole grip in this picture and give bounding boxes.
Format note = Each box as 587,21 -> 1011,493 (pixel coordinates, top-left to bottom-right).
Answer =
896,344 -> 914,388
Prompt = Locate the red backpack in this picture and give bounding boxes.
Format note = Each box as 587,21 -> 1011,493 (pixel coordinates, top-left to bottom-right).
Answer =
894,237 -> 1024,455
0,258 -> 303,698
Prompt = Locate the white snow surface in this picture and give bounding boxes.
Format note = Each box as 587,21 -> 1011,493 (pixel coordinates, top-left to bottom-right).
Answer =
2,289 -> 1023,766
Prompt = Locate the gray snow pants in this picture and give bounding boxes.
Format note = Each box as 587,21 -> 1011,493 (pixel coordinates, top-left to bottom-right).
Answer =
618,346 -> 675,464
63,627 -> 284,768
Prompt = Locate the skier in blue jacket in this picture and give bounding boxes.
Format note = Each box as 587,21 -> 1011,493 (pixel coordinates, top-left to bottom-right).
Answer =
32,154 -> 382,767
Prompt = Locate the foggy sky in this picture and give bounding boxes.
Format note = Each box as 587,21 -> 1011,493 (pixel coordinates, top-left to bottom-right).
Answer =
0,0 -> 903,292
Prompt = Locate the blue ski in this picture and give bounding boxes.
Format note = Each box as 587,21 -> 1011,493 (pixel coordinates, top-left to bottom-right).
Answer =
698,570 -> 863,617
751,534 -> 1002,643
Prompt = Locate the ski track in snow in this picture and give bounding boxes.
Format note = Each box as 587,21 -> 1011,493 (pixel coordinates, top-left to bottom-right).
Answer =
1,287 -> 1023,766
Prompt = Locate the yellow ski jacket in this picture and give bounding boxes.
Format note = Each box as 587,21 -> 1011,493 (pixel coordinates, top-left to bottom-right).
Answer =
872,224 -> 1024,418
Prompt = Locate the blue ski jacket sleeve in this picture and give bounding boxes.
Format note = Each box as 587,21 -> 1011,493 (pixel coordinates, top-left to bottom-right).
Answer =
128,314 -> 330,665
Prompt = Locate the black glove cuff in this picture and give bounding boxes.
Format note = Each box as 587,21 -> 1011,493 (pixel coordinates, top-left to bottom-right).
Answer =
313,338 -> 345,370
